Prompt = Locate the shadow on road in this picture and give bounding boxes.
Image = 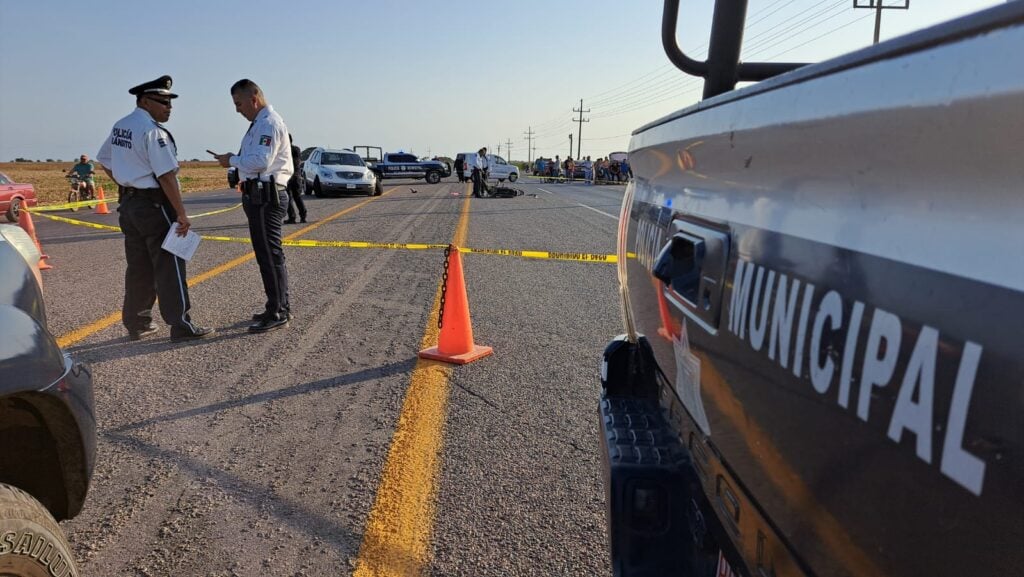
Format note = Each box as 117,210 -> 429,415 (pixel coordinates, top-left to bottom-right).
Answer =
109,358 -> 415,433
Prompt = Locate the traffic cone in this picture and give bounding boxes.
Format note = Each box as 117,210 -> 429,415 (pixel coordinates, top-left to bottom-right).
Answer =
419,245 -> 493,365
17,210 -> 53,270
93,186 -> 110,214
656,284 -> 679,341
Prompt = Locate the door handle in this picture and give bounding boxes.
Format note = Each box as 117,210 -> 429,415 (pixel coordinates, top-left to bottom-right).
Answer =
652,220 -> 730,331
653,232 -> 705,302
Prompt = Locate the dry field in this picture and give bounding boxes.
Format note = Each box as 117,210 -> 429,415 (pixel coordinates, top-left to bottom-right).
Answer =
0,161 -> 228,205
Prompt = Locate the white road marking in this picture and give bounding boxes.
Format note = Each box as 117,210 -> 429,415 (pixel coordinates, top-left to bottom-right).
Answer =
577,204 -> 618,220
535,187 -> 618,220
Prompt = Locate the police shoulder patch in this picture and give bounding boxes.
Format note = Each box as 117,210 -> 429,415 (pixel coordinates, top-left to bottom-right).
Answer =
259,135 -> 272,146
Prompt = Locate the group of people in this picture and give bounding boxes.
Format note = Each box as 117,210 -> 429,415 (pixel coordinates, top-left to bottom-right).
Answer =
533,155 -> 631,184
97,75 -> 295,343
453,147 -> 492,197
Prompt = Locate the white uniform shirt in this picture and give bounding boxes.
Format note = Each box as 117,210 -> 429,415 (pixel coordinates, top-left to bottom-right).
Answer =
96,108 -> 178,189
230,104 -> 293,186
475,154 -> 489,171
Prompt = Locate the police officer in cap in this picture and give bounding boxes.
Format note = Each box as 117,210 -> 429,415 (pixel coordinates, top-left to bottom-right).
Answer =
96,75 -> 215,341
211,79 -> 292,333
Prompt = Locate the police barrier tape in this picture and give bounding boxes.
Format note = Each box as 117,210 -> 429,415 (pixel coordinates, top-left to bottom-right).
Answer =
29,201 -> 242,218
29,211 -> 630,264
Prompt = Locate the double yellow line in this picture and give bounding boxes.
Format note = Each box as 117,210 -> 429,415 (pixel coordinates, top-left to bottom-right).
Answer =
352,187 -> 472,577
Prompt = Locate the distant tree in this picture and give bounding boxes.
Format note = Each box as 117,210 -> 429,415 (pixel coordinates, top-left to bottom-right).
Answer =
14,158 -> 29,162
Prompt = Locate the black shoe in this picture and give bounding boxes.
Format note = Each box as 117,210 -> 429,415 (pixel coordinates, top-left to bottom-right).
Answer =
300,216 -> 307,223
169,326 -> 216,342
252,311 -> 292,321
128,324 -> 159,341
248,316 -> 289,333
284,219 -> 297,224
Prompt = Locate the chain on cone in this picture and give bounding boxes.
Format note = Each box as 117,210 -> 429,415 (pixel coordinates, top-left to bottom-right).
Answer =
418,244 -> 492,365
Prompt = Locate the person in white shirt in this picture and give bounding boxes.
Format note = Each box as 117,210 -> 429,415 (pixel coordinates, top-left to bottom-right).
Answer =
96,75 -> 215,342
472,147 -> 489,198
211,79 -> 293,333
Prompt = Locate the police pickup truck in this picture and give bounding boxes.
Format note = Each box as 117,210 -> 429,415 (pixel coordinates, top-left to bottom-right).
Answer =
353,146 -> 451,184
601,2 -> 1024,577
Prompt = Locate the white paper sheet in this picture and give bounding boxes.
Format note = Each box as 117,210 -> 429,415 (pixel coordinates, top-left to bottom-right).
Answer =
161,227 -> 201,261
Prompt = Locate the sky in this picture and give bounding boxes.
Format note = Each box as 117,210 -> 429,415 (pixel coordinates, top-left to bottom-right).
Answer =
0,0 -> 1008,164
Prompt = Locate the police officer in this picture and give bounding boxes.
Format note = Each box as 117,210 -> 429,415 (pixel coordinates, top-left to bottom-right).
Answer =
96,75 -> 215,342
284,133 -> 307,224
472,147 -> 489,198
211,79 -> 292,333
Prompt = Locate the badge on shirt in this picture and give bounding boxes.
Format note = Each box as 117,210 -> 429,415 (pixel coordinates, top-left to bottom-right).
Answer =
258,135 -> 272,146
157,137 -> 167,148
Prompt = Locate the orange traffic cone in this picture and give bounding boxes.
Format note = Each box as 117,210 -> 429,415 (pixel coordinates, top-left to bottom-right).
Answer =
93,186 -> 110,214
656,283 -> 680,341
17,209 -> 53,270
419,245 -> 493,365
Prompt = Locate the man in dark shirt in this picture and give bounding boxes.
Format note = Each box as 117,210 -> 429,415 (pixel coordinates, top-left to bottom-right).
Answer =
285,134 -> 307,224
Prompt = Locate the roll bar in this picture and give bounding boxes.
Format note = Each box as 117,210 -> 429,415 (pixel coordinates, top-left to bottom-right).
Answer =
662,0 -> 809,98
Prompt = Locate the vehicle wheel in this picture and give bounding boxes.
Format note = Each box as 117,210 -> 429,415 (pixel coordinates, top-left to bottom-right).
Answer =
425,171 -> 441,185
67,190 -> 80,212
314,178 -> 323,198
6,197 -> 22,222
509,173 -> 518,183
0,483 -> 81,576
374,180 -> 383,196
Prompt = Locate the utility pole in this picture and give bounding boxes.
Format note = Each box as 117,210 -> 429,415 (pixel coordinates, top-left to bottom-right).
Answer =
497,143 -> 501,157
854,0 -> 909,45
523,126 -> 535,164
572,99 -> 590,159
568,134 -> 573,160
504,138 -> 513,161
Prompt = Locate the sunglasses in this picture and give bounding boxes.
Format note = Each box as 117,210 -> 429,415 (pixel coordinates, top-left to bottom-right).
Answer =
146,96 -> 172,107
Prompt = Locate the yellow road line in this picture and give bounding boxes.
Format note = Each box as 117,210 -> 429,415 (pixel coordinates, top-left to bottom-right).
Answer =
353,183 -> 472,576
55,189 -> 397,348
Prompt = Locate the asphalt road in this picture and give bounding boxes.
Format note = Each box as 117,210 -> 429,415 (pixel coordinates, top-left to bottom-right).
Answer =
33,177 -> 626,576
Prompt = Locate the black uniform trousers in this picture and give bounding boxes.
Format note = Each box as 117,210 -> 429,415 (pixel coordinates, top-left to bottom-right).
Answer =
472,168 -> 488,197
117,192 -> 198,337
286,175 -> 306,222
242,187 -> 290,317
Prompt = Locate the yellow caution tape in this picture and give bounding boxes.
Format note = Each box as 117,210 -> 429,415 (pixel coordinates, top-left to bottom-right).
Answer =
31,211 -> 122,231
192,203 -> 243,218
29,200 -> 240,218
460,247 -> 618,263
29,198 -> 113,212
29,212 -> 621,263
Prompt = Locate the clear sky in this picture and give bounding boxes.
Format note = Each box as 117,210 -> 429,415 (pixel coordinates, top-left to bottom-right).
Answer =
0,0 -> 1006,164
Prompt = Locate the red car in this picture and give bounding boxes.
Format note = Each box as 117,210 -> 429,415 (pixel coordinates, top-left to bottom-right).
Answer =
0,171 -> 37,222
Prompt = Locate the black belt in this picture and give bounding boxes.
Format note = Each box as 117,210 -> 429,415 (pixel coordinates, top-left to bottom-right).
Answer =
120,186 -> 165,201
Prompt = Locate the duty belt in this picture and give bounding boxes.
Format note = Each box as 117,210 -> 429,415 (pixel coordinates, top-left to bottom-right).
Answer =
120,186 -> 164,201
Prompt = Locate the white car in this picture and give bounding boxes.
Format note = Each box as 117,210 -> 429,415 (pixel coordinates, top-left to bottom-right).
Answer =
303,148 -> 381,196
455,152 -> 519,183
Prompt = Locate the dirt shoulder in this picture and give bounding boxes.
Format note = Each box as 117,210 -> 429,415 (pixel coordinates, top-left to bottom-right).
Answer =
1,161 -> 228,205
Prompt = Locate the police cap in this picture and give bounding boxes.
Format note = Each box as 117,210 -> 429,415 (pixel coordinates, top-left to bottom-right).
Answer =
128,75 -> 179,99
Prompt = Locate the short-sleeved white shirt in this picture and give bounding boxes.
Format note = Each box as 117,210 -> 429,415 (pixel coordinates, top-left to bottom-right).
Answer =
97,107 -> 178,189
229,104 -> 293,186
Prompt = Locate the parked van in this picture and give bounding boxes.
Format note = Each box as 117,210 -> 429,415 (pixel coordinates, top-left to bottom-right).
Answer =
454,152 -> 520,183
